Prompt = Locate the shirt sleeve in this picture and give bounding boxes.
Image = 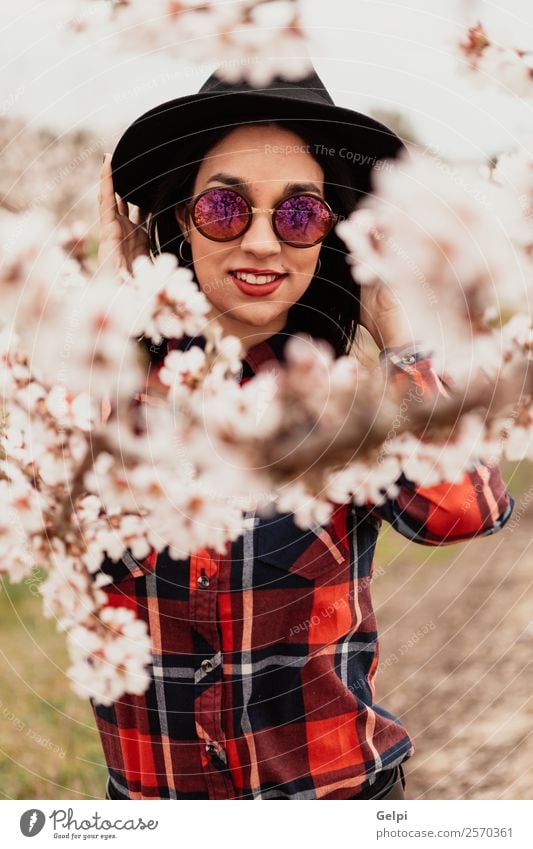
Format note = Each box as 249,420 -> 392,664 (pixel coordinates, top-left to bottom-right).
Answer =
367,344 -> 515,546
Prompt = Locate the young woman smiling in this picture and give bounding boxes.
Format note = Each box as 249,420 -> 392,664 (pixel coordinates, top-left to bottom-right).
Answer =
95,67 -> 513,801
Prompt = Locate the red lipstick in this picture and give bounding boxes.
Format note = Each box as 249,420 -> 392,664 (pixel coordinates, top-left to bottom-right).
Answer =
229,268 -> 287,298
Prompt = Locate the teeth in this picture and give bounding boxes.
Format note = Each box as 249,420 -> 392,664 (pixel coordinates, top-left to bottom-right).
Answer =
233,271 -> 282,285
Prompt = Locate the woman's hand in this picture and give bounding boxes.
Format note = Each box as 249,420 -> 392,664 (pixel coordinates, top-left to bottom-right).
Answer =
358,280 -> 416,351
98,153 -> 150,273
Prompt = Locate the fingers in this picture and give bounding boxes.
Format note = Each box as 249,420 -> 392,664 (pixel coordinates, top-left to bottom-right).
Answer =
100,154 -> 133,223
130,205 -> 147,226
98,153 -> 150,274
99,153 -> 119,226
116,194 -> 129,217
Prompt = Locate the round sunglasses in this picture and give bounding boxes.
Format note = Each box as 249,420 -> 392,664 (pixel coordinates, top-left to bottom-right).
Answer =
186,187 -> 339,248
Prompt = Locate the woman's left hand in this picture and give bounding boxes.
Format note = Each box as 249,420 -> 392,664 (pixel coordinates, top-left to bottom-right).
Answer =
358,280 -> 415,351
98,153 -> 150,274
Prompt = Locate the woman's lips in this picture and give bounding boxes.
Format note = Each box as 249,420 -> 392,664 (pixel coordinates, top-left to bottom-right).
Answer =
229,272 -> 287,297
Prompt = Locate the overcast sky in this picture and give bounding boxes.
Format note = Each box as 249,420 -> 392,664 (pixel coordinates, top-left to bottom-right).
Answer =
1,0 -> 532,160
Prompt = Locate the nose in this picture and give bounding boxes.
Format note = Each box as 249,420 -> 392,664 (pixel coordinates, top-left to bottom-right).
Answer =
239,209 -> 282,258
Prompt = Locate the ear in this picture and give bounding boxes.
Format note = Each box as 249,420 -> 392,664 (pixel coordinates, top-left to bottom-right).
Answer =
175,203 -> 190,242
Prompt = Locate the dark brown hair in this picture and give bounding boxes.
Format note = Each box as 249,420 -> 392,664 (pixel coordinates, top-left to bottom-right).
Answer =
143,119 -> 369,361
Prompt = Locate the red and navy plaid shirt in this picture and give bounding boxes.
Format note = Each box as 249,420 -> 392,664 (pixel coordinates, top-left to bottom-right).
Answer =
92,327 -> 513,800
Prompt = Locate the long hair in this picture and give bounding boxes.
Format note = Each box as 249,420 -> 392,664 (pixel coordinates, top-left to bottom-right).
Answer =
142,118 -> 369,361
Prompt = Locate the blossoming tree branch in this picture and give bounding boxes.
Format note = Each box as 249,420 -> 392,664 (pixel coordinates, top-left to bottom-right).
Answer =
1,1 -> 532,704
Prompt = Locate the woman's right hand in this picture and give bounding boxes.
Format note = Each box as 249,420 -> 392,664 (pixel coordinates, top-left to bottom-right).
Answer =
98,152 -> 150,273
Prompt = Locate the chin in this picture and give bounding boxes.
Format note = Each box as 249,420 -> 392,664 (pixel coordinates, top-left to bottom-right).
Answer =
230,304 -> 289,328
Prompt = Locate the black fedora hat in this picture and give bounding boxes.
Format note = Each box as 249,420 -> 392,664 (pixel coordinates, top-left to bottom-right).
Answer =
111,64 -> 408,211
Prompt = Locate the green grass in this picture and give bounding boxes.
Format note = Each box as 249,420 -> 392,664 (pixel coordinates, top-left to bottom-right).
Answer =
0,578 -> 105,799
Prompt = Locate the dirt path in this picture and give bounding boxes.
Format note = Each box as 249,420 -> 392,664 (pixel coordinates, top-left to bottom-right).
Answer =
373,503 -> 533,800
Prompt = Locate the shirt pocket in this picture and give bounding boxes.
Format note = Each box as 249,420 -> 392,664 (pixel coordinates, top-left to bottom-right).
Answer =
97,549 -> 158,588
254,507 -> 349,583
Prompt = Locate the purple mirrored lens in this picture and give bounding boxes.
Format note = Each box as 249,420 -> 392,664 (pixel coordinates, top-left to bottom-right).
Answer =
274,195 -> 332,245
193,189 -> 249,240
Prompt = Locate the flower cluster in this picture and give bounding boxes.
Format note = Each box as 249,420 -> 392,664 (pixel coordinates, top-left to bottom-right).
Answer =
66,0 -> 313,85
457,21 -> 533,98
0,235 -> 252,703
336,147 -> 531,381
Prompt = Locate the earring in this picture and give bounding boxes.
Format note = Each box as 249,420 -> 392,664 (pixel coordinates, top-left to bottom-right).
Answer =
179,237 -> 191,263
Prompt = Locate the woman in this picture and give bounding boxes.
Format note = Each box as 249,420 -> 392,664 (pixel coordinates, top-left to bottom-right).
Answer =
95,67 -> 514,800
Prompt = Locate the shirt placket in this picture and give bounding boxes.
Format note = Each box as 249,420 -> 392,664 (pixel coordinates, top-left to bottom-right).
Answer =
189,545 -> 235,799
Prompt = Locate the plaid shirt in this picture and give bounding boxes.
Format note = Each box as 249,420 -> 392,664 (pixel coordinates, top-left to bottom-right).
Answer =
92,326 -> 513,800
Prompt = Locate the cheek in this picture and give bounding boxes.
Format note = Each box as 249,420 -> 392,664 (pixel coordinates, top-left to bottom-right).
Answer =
288,247 -> 321,289
189,236 -> 230,290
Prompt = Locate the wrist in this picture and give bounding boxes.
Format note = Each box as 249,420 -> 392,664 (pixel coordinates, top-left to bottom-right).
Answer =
379,342 -> 432,367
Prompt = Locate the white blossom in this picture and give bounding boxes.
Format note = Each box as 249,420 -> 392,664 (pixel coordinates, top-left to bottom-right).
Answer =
71,0 -> 314,86
46,385 -> 97,432
275,480 -> 334,529
387,414 -> 488,488
130,253 -> 210,345
336,147 -> 530,378
159,346 -> 208,398
67,607 -> 152,706
326,456 -> 401,507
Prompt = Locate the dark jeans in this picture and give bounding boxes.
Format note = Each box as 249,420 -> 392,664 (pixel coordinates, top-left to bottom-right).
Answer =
349,763 -> 406,799
106,764 -> 407,800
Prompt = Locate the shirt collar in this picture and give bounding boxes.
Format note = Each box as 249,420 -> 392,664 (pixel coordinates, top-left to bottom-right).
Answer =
240,318 -> 298,379
167,317 -> 299,380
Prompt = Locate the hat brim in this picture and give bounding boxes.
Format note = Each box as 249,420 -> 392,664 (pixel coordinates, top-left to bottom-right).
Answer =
111,89 -> 407,210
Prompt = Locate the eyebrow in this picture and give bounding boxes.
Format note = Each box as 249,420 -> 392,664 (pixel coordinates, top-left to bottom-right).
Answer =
204,172 -> 324,197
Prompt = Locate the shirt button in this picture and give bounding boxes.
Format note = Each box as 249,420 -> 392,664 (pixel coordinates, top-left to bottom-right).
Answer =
197,574 -> 210,588
201,659 -> 214,673
205,742 -> 218,755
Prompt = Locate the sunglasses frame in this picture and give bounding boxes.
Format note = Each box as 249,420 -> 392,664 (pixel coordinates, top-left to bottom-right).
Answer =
186,187 -> 339,248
